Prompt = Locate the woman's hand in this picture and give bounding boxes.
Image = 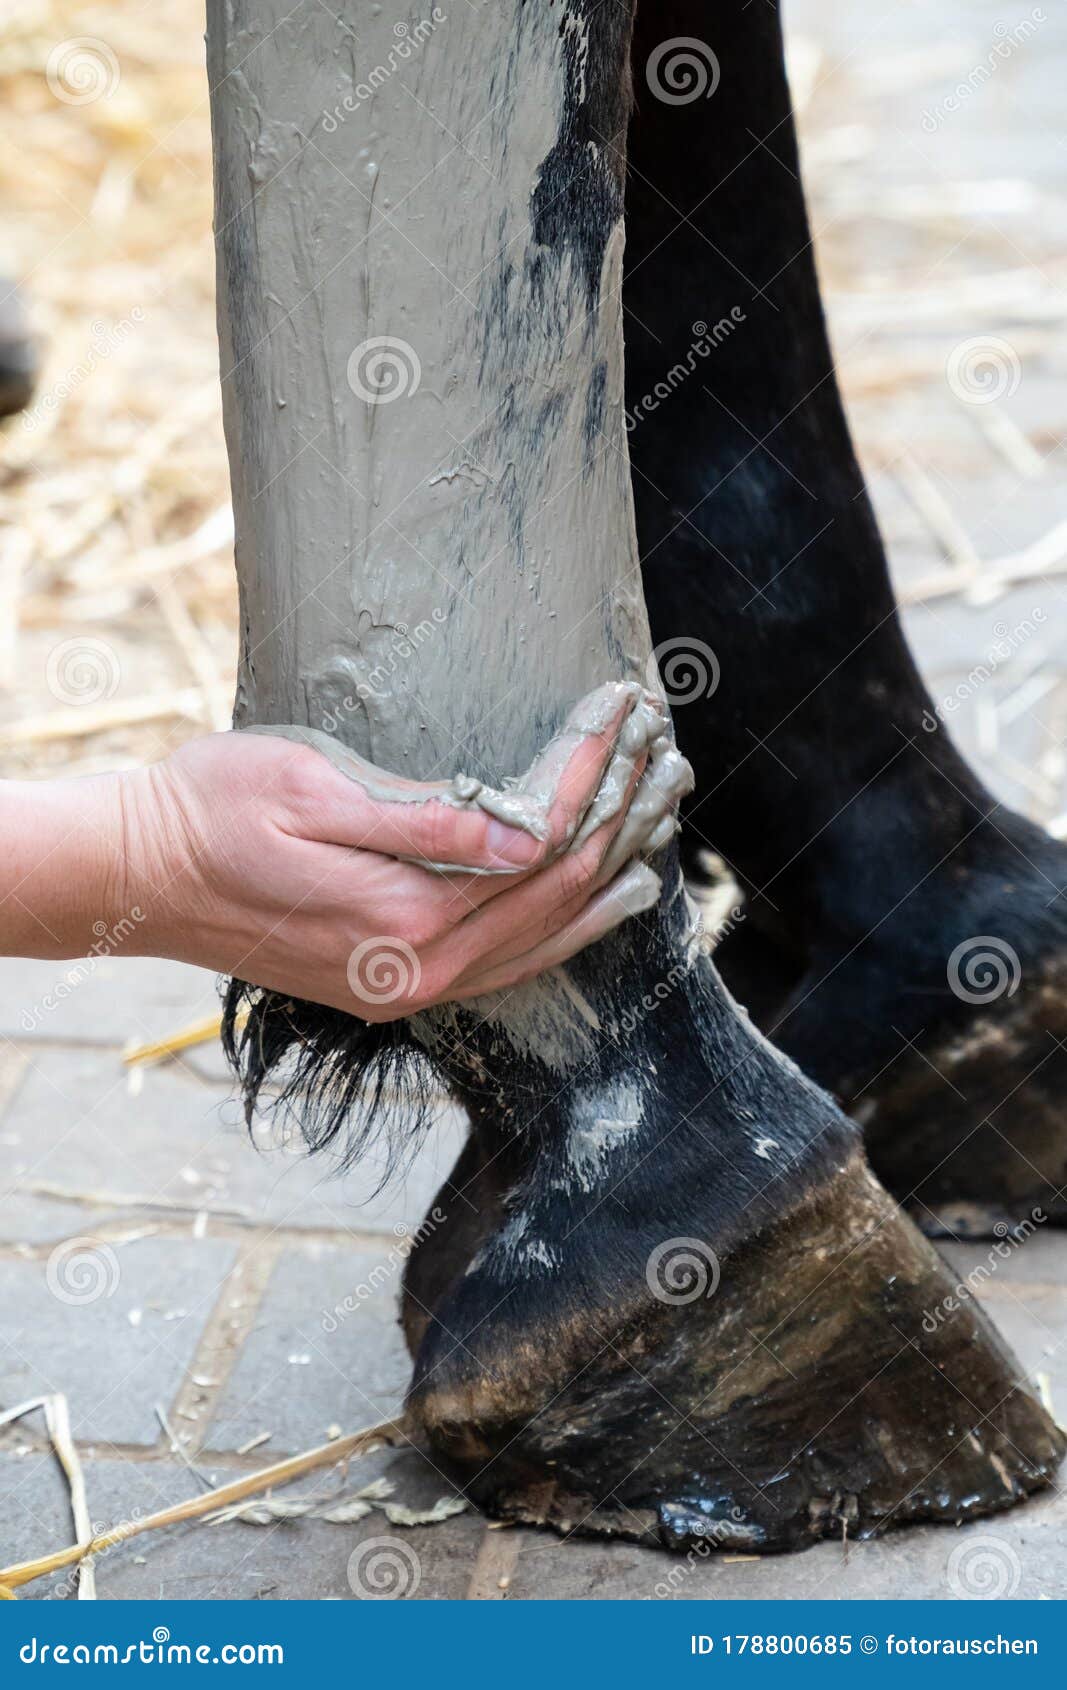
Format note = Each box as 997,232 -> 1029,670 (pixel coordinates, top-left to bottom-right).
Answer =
2,689 -> 679,1020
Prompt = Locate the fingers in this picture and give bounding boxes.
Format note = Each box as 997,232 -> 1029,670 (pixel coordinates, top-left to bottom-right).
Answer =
427,745 -> 654,974
513,683 -> 648,852
447,861 -> 663,1001
303,688 -> 641,880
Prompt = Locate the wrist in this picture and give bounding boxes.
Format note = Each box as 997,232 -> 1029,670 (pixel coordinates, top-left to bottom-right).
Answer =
0,771 -> 139,960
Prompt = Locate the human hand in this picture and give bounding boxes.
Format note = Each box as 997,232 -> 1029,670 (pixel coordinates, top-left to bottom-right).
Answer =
109,685 -> 686,1019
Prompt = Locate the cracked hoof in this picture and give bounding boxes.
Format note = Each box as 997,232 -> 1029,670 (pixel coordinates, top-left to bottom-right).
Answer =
404,1147 -> 1064,1554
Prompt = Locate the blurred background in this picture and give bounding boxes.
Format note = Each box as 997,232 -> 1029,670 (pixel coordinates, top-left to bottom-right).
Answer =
1,0 -> 1066,828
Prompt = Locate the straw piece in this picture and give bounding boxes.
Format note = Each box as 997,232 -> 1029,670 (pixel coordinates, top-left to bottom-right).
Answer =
43,1395 -> 96,1600
0,689 -> 207,749
0,1417 -> 411,1593
900,518 -> 1067,607
0,1395 -> 49,1430
894,452 -> 980,572
123,1008 -> 247,1068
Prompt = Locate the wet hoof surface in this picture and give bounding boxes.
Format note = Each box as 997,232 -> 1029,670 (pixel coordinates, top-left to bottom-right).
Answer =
406,1152 -> 1064,1555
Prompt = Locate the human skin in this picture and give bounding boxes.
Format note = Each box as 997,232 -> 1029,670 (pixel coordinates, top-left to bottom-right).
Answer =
0,695 -> 671,1019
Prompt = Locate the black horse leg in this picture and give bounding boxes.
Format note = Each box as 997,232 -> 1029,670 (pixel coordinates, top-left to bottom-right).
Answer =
626,0 -> 1067,1233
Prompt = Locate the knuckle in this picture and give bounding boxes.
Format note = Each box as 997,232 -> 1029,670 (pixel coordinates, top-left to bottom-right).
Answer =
558,848 -> 597,904
415,957 -> 458,1008
280,744 -> 331,809
415,800 -> 455,867
396,907 -> 444,952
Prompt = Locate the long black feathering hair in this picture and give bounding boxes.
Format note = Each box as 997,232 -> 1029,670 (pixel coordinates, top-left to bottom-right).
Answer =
221,978 -> 442,1181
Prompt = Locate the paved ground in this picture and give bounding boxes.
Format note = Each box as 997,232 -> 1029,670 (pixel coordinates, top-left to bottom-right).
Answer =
3,2 -> 1067,1603
1,950 -> 1067,1601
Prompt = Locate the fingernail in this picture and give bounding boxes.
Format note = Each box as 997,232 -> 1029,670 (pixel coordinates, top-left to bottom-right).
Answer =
486,818 -> 542,865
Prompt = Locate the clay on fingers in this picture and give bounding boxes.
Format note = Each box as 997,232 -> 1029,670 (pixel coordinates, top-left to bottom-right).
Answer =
247,681 -> 693,877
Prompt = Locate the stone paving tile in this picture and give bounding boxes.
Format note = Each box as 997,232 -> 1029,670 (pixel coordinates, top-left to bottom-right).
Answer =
0,1192 -> 118,1248
0,1447 -> 479,1601
0,956 -> 221,1049
0,1239 -> 235,1446
973,1288 -> 1067,1408
206,1243 -> 413,1456
941,1230 -> 1067,1289
1,1045 -> 467,1237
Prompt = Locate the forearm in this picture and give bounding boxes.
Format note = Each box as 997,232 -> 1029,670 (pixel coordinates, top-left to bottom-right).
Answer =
0,773 -> 136,960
